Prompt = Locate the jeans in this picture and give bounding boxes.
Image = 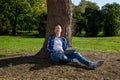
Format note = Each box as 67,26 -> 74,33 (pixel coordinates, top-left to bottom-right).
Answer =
50,52 -> 90,66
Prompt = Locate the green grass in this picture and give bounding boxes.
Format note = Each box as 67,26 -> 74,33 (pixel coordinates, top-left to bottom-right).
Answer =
0,36 -> 44,56
73,36 -> 120,53
0,35 -> 120,56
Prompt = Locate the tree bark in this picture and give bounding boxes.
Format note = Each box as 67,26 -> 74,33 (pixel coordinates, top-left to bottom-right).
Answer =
35,0 -> 72,59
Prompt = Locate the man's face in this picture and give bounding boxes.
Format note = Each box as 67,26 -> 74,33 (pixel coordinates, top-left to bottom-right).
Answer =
54,25 -> 62,34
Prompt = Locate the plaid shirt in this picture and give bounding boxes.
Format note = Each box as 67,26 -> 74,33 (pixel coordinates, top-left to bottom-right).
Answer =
47,35 -> 68,53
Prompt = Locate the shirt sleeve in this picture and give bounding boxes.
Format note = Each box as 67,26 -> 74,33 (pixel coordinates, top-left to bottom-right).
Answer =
62,37 -> 68,51
47,36 -> 56,53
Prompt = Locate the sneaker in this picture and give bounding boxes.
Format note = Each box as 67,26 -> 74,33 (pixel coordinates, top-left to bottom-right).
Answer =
88,60 -> 104,69
72,58 -> 79,63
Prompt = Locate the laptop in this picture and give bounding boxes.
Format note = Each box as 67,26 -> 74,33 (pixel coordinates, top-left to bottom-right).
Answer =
64,48 -> 76,54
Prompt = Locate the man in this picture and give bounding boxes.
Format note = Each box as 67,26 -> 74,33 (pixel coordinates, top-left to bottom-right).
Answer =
47,24 -> 104,69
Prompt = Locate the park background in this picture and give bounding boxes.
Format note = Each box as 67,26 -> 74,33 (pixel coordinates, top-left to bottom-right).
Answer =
0,0 -> 120,80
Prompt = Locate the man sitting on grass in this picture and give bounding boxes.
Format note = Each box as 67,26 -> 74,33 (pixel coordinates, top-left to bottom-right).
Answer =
47,24 -> 104,69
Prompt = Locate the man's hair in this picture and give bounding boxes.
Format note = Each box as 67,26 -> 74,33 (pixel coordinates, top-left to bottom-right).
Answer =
54,24 -> 62,27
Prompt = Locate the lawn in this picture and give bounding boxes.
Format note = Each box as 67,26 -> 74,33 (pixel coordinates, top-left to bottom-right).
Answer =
73,36 -> 120,53
0,35 -> 120,80
0,36 -> 44,56
0,35 -> 120,56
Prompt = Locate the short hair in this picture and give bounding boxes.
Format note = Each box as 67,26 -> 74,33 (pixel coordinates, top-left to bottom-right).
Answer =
54,24 -> 62,27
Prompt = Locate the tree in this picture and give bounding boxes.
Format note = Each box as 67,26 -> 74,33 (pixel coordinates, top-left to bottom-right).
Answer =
0,0 -> 47,35
0,0 -> 10,35
101,3 -> 120,36
4,0 -> 31,35
37,12 -> 47,36
85,8 -> 102,36
84,2 -> 102,36
73,12 -> 87,36
35,0 -> 72,58
72,1 -> 87,36
19,0 -> 47,33
78,0 -> 88,13
73,0 -> 103,36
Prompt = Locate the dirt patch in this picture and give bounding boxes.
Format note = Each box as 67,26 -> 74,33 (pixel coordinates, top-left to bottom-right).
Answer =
0,51 -> 120,80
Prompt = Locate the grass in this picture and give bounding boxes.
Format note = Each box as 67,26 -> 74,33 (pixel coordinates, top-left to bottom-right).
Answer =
73,36 -> 120,53
0,33 -> 120,80
0,34 -> 120,56
0,36 -> 44,56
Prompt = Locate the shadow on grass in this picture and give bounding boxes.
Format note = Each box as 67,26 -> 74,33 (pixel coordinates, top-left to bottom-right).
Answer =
17,31 -> 45,38
0,55 -> 38,67
29,62 -> 93,71
0,55 -> 93,71
21,34 -> 45,38
0,55 -> 6,57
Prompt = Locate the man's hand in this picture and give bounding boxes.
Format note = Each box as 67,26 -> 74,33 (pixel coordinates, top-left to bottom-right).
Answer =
57,50 -> 63,53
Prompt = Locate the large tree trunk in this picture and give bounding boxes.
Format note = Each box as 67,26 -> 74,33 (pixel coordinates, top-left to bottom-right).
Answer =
35,0 -> 72,59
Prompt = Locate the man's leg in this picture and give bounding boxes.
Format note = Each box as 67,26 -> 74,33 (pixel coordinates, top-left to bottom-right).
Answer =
66,52 -> 90,66
66,52 -> 104,69
50,52 -> 72,62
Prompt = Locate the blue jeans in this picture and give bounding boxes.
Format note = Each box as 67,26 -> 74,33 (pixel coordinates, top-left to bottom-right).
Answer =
50,52 -> 90,66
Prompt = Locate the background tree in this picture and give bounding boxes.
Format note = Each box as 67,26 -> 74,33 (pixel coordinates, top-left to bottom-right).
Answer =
37,12 -> 47,37
73,11 -> 87,36
36,0 -> 72,58
73,0 -> 102,36
28,0 -> 47,34
4,0 -> 31,35
0,0 -> 10,35
72,0 -> 90,36
0,0 -> 47,36
101,3 -> 120,36
79,0 -> 88,13
83,1 -> 102,36
84,8 -> 102,36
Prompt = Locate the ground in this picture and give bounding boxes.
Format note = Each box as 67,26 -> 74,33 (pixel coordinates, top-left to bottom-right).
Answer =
0,51 -> 120,80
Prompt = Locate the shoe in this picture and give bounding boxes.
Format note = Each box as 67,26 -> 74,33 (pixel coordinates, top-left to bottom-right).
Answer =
72,58 -> 79,63
88,60 -> 104,69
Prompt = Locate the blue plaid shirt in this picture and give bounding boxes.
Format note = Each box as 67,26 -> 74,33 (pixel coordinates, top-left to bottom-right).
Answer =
47,35 -> 68,53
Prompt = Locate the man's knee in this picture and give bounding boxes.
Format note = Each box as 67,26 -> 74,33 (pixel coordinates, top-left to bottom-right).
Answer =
58,53 -> 68,60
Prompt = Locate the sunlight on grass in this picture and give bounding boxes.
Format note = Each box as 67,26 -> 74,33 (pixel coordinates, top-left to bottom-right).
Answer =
72,37 -> 120,53
0,36 -> 120,56
0,36 -> 44,55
